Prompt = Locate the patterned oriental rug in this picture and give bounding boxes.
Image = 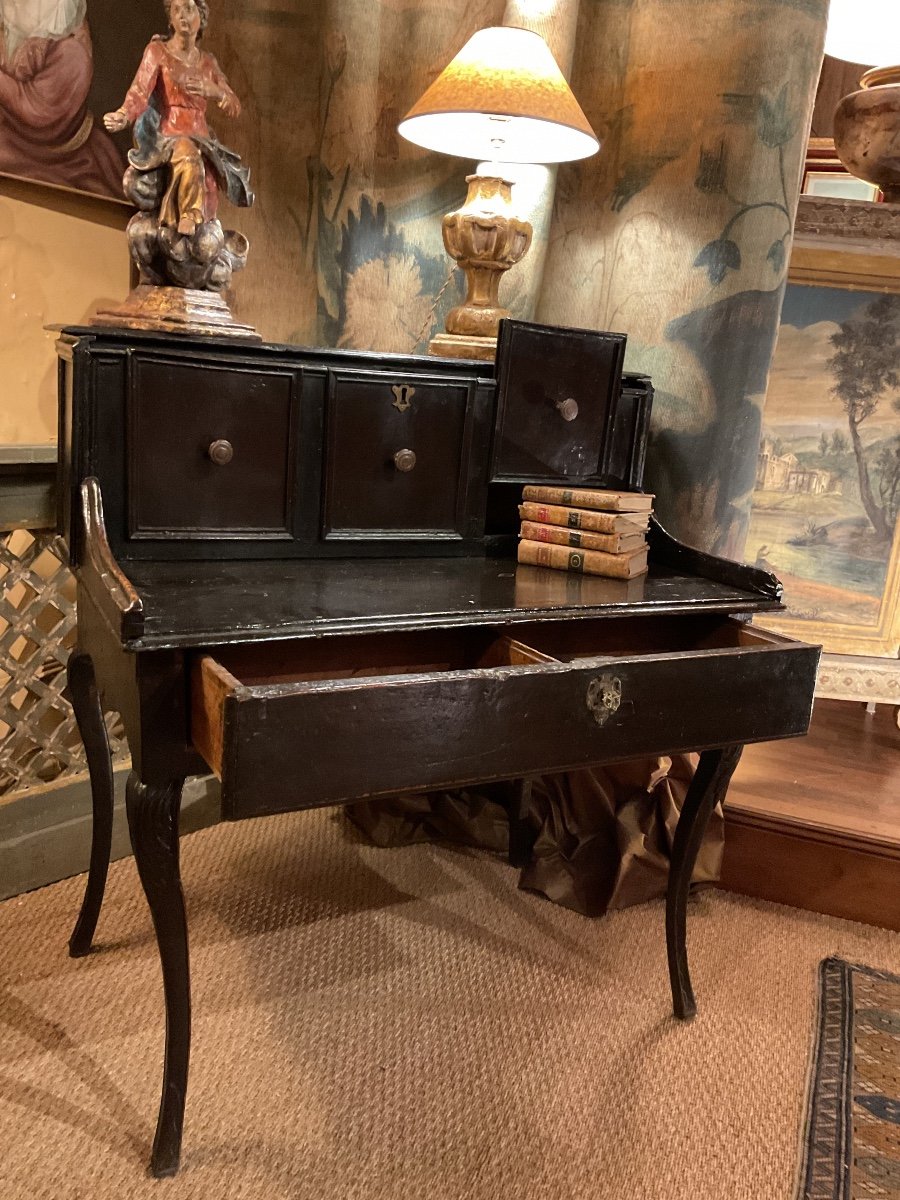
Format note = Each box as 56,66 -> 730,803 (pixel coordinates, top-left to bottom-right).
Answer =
799,958 -> 900,1200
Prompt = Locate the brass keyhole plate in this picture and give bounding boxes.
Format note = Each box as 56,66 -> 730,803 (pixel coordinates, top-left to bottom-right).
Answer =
586,675 -> 622,726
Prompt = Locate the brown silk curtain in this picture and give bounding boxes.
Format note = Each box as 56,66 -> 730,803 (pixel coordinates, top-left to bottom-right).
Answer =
347,756 -> 722,918
211,0 -> 827,914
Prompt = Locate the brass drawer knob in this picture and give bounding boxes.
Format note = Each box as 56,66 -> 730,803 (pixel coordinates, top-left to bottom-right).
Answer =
556,397 -> 579,422
586,675 -> 622,726
393,448 -> 417,473
208,439 -> 234,466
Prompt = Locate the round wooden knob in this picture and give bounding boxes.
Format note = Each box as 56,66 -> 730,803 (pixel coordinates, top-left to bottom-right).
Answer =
208,439 -> 234,465
393,449 -> 417,473
556,398 -> 579,422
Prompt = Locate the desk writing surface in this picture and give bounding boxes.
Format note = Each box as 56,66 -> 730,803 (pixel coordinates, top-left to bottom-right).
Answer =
121,557 -> 783,650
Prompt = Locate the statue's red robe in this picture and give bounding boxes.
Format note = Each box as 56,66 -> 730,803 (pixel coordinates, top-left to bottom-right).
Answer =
119,37 -> 241,225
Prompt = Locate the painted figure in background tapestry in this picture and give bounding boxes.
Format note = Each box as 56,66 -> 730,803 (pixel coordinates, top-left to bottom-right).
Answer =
0,0 -> 123,195
747,287 -> 900,628
103,0 -> 253,291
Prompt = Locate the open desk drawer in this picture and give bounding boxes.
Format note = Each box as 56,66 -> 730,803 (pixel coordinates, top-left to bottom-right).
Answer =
190,617 -> 820,819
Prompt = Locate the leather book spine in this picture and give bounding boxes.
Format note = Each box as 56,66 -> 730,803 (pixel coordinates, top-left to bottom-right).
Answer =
517,539 -> 649,579
522,485 -> 654,513
518,520 -> 644,555
518,502 -> 647,534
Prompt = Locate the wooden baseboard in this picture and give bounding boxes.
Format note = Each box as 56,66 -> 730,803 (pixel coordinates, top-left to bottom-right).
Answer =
0,765 -> 221,900
721,804 -> 900,931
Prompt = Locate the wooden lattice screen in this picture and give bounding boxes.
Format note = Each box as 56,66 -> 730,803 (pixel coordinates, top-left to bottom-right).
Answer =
0,527 -> 127,796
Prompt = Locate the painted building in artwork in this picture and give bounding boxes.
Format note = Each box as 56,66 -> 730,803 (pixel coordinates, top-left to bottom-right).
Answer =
757,441 -> 797,490
786,464 -> 843,495
756,438 -> 843,495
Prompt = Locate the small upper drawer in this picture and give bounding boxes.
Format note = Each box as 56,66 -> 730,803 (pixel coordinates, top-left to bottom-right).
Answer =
190,616 -> 820,819
127,352 -> 303,542
492,320 -> 626,480
127,354 -> 301,541
322,370 -> 490,544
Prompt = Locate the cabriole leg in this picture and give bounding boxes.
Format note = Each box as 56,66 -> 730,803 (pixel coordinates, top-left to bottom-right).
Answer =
68,651 -> 115,957
126,771 -> 190,1178
666,744 -> 743,1021
507,777 -> 535,868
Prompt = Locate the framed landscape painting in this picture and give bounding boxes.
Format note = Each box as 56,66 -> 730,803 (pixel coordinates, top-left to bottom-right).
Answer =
748,242 -> 900,657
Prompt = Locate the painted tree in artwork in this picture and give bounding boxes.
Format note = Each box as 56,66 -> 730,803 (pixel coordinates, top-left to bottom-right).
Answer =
828,294 -> 900,541
877,439 -> 900,526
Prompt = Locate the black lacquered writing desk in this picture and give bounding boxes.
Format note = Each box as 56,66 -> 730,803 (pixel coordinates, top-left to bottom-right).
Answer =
67,479 -> 820,1177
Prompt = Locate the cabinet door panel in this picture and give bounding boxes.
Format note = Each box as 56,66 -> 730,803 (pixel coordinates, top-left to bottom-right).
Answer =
127,354 -> 299,540
323,370 -> 484,541
493,320 -> 625,480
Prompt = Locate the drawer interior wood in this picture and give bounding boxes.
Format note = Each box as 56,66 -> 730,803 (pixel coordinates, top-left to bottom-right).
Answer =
515,614 -> 788,660
200,627 -> 556,688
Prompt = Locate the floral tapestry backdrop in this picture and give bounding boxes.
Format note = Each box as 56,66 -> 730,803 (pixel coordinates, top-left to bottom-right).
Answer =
210,0 -> 827,555
314,0 -> 507,353
537,0 -> 829,554
199,0 -> 580,357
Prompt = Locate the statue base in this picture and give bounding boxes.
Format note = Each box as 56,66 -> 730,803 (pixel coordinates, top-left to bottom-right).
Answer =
92,285 -> 260,341
427,331 -> 497,361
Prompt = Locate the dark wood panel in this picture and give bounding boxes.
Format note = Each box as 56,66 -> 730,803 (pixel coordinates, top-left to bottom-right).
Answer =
492,319 -> 626,480
59,327 -> 652,560
605,381 -> 653,489
205,636 -> 818,816
323,370 -> 473,538
122,557 -> 786,650
127,354 -> 299,539
56,325 -> 498,379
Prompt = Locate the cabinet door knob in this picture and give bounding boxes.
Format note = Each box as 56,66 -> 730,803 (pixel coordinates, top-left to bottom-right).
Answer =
393,449 -> 417,473
208,439 -> 234,465
556,398 -> 579,422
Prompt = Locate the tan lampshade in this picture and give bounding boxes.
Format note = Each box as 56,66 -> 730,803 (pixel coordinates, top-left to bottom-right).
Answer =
398,26 -> 599,164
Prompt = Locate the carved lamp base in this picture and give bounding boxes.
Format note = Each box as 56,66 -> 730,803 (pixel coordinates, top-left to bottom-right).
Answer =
428,331 -> 497,361
92,285 -> 260,341
428,174 -> 532,358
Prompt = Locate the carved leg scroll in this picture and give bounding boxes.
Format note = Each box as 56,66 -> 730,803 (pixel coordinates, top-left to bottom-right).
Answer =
68,652 -> 115,958
126,771 -> 190,1178
666,744 -> 743,1021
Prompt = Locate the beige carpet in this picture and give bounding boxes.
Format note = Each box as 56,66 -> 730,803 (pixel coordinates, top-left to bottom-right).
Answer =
2,808 -> 900,1200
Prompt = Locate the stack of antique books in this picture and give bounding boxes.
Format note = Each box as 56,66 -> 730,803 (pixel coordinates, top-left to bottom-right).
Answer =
517,485 -> 654,579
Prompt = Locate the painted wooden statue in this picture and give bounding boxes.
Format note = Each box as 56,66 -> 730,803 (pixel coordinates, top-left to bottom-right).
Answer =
95,0 -> 256,335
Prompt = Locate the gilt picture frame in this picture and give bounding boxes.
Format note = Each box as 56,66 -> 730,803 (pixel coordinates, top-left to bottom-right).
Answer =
749,232 -> 900,658
801,138 -> 881,204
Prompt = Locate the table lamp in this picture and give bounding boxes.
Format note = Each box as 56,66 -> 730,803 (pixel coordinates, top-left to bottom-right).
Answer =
827,0 -> 900,202
398,26 -> 599,360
